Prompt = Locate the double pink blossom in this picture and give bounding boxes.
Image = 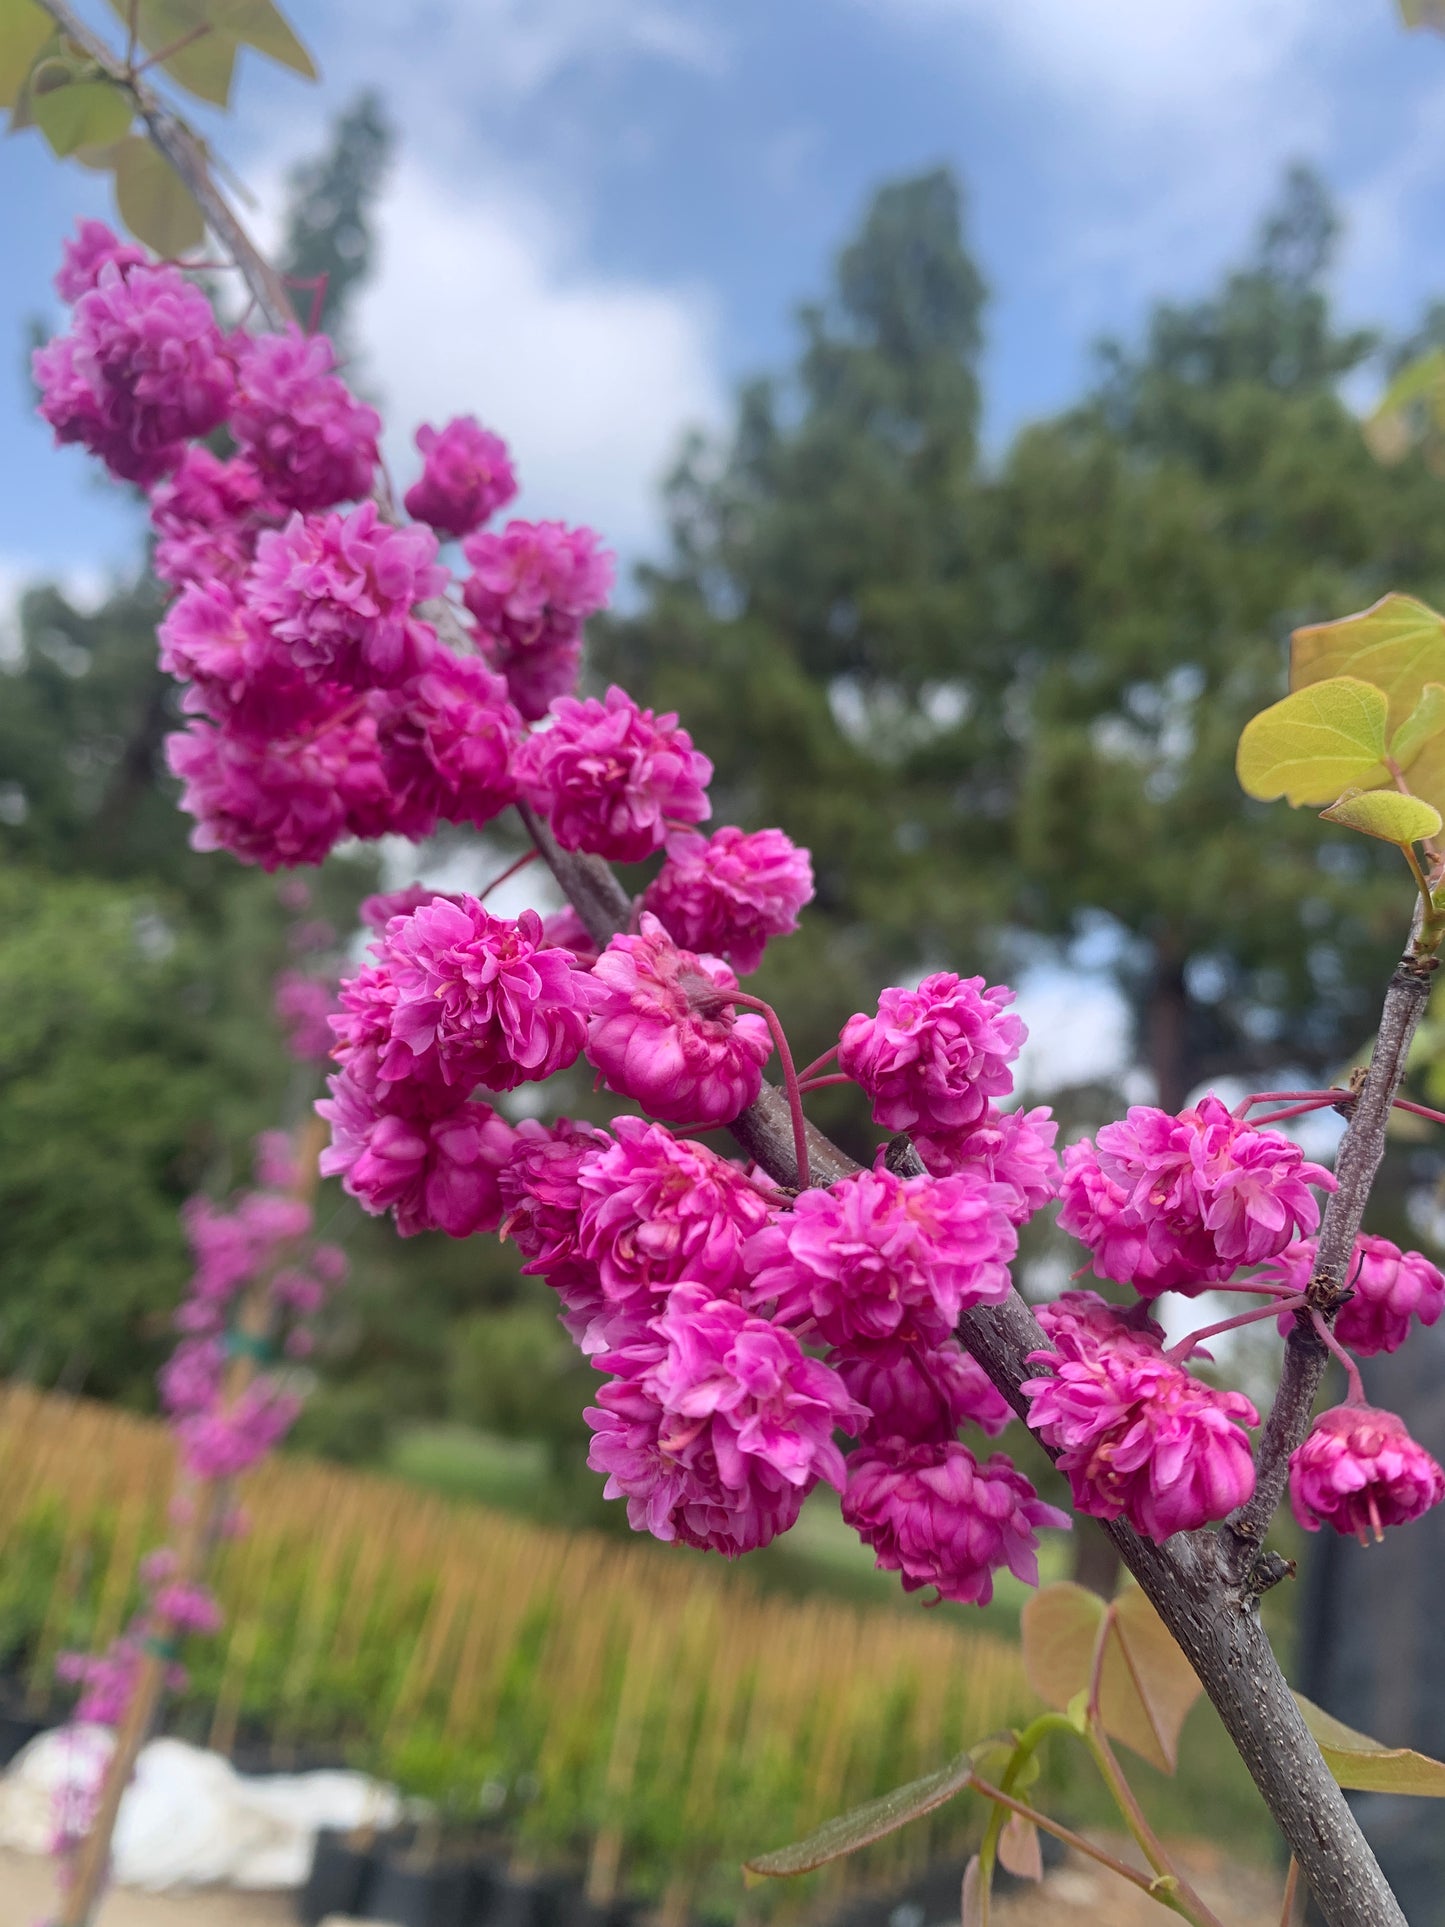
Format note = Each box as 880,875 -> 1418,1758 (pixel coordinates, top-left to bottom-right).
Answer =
643,826 -> 814,975
585,1285 -> 859,1555
833,1337 -> 1012,1445
374,649 -> 521,831
838,973 -> 1025,1138
317,1072 -> 514,1237
1058,1095 -> 1334,1297
515,686 -> 712,863
404,416 -> 517,537
843,1442 -> 1067,1606
745,1159 -> 1015,1348
1290,1404 -> 1445,1541
53,219 -> 146,302
462,520 -> 613,718
150,447 -> 270,590
230,326 -> 380,512
1022,1318 -> 1258,1541
916,1102 -> 1062,1224
584,915 -> 772,1125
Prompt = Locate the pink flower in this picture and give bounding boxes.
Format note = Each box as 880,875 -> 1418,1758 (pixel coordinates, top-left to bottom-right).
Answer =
915,1103 -> 1062,1224
500,1118 -> 614,1274
642,826 -> 814,975
1035,1289 -> 1164,1353
380,898 -> 594,1091
54,220 -> 146,303
1290,1404 -> 1445,1541
404,417 -> 517,537
375,649 -> 521,830
842,1441 -> 1068,1606
159,581 -> 330,740
359,885 -> 458,934
1022,1321 -> 1258,1541
159,1336 -> 224,1417
515,686 -> 712,863
1058,1096 -> 1335,1297
576,1116 -> 776,1318
34,262 -> 235,484
151,1582 -> 223,1636
585,1284 -> 859,1555
165,707 -> 390,870
1263,1235 -> 1445,1357
176,1379 -> 300,1480
838,974 -> 1026,1139
317,1071 -> 514,1237
489,633 -> 583,722
58,1640 -> 144,1729
150,447 -> 270,590
273,970 -> 337,1062
230,327 -> 380,511
463,519 -> 614,643
248,503 -> 446,689
584,914 -> 772,1125
539,904 -> 599,964
833,1338 -> 1013,1444
745,1159 -> 1016,1348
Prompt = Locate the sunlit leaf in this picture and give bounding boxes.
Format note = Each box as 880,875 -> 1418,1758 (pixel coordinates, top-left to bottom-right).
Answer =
997,1812 -> 1043,1881
113,132 -> 204,255
1390,681 -> 1445,770
0,0 -> 51,110
744,1745 -> 985,1877
1295,1692 -> 1445,1794
102,0 -> 314,106
1021,1583 -> 1201,1774
1236,676 -> 1389,807
1292,595 -> 1445,738
1319,788 -> 1442,847
226,0 -> 315,76
1366,350 -> 1445,463
32,75 -> 133,155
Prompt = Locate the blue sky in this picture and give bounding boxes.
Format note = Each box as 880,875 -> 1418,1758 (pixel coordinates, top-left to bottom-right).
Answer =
7,0 -> 1445,620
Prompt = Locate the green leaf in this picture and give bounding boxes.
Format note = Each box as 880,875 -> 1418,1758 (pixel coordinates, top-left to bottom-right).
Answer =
102,0 -> 315,106
31,76 -> 132,156
1391,682 -> 1445,769
226,0 -> 315,76
1236,676 -> 1390,807
1295,1692 -> 1445,1794
1292,595 -> 1445,738
1320,788 -> 1442,847
1020,1583 -> 1201,1774
0,0 -> 51,111
744,1744 -> 986,1877
1366,349 -> 1445,463
112,133 -> 204,255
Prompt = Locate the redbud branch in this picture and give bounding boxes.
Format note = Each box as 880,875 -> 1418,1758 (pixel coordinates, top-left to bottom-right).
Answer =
1165,1296 -> 1305,1363
1309,1309 -> 1367,1407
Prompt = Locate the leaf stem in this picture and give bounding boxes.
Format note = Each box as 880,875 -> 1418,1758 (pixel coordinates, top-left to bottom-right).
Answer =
1165,1295 -> 1306,1362
965,1776 -> 1189,1906
1309,1309 -> 1367,1407
1081,1723 -> 1229,1927
726,992 -> 810,1191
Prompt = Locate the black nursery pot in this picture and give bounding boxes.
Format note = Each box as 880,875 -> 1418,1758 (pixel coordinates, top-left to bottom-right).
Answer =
366,1856 -> 474,1927
472,1871 -> 540,1927
299,1826 -> 376,1926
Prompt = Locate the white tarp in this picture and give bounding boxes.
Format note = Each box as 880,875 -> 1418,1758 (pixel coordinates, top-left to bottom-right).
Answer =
0,1726 -> 401,1889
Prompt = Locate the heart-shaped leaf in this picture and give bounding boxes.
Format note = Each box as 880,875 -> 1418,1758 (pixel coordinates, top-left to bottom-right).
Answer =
1319,788 -> 1442,847
1237,676 -> 1389,807
1295,1692 -> 1445,1795
102,0 -> 315,105
0,0 -> 51,110
1390,681 -> 1445,770
32,75 -> 132,156
1021,1583 -> 1201,1774
1292,596 -> 1445,738
113,134 -> 205,255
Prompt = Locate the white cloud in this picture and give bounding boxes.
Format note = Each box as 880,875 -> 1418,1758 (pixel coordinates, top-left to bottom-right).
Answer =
1013,965 -> 1130,1095
354,156 -> 722,568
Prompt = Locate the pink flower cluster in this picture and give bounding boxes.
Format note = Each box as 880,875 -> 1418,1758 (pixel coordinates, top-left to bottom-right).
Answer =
405,416 -> 517,538
643,826 -> 814,975
1022,1292 -> 1258,1541
273,969 -> 338,1062
1290,1404 -> 1444,1541
1059,1095 -> 1334,1297
839,973 -> 1025,1146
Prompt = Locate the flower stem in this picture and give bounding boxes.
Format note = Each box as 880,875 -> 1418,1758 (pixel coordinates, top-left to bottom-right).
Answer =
796,1072 -> 853,1093
1234,1090 -> 1338,1118
727,993 -> 810,1191
1250,1098 -> 1342,1126
796,1044 -> 840,1083
1166,1296 -> 1306,1362
478,845 -> 540,902
1310,1308 -> 1367,1406
1390,1095 -> 1445,1127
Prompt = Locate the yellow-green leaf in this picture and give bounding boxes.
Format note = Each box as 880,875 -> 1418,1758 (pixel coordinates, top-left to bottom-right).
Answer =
102,0 -> 315,104
226,0 -> 315,76
1366,349 -> 1445,464
1320,788 -> 1442,847
1021,1583 -> 1201,1774
31,75 -> 132,156
1391,681 -> 1445,770
1398,0 -> 1445,28
0,0 -> 51,110
1236,677 -> 1390,807
1292,595 -> 1445,738
1295,1692 -> 1445,1794
744,1745 -> 986,1877
156,27 -> 238,109
113,133 -> 204,255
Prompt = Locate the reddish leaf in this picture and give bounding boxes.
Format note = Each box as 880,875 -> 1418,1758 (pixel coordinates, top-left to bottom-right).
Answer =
1021,1582 -> 1200,1773
997,1812 -> 1043,1881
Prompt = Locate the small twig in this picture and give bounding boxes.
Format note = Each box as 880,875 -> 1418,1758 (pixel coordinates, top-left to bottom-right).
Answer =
477,845 -> 540,903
